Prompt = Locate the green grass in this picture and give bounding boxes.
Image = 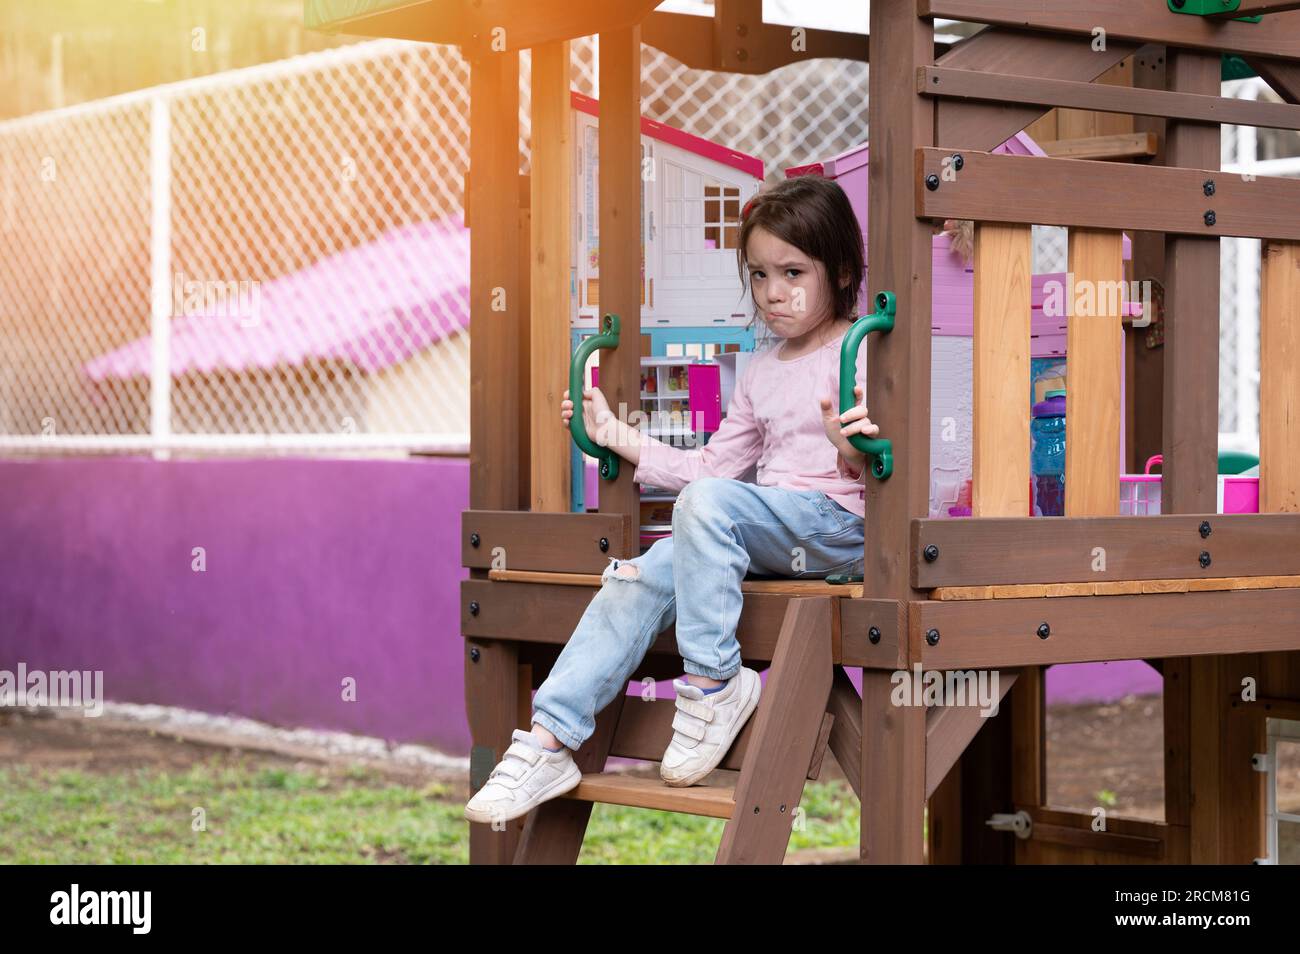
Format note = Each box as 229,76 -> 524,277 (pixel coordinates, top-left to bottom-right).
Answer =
0,760 -> 862,864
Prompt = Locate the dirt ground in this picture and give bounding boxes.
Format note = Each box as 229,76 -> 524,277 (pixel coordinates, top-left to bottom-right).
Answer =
0,707 -> 461,790
1,695 -> 1171,811
5,691 -> 1296,849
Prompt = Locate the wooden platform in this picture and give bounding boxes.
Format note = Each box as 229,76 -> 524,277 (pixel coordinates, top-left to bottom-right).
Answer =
488,568 -> 865,597
931,574 -> 1300,600
564,773 -> 737,819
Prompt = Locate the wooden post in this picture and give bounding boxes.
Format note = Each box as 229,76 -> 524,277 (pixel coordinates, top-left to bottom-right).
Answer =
1260,241 -> 1300,515
1161,49 -> 1225,865
1064,229 -> 1124,516
972,223 -> 1032,519
465,48 -> 524,865
862,0 -> 932,865
530,41 -> 573,514
1128,47 -> 1167,475
468,51 -> 522,514
967,221 -> 1033,864
596,27 -> 642,552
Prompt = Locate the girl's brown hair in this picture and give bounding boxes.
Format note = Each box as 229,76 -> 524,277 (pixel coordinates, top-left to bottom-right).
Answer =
737,175 -> 865,323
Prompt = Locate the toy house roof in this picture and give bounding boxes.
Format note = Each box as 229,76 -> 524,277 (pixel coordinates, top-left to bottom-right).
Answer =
570,91 -> 764,181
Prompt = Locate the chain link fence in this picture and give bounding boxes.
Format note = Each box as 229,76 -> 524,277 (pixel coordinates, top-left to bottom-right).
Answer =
0,37 -> 1284,456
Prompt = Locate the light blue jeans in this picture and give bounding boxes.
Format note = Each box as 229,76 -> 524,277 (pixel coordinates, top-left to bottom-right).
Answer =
531,476 -> 865,751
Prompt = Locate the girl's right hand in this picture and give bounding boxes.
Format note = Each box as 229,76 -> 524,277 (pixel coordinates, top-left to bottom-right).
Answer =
561,386 -> 614,447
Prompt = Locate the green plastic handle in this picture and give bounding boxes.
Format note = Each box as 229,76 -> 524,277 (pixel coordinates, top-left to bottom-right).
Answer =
569,313 -> 621,481
839,291 -> 896,480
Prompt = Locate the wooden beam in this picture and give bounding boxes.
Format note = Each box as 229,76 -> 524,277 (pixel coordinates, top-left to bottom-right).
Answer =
925,671 -> 1019,799
717,597 -> 833,863
920,0 -> 1300,59
932,575 -> 1300,599
826,668 -> 864,801
515,693 -> 625,862
916,147 -> 1300,241
862,0 -> 933,866
1039,132 -> 1158,161
912,513 -> 1300,587
1065,229 -> 1124,516
529,42 -> 573,514
465,637 -> 522,863
912,587 -> 1300,669
1212,0 -> 1300,15
934,27 -> 1137,150
642,10 -> 878,74
595,26 -> 643,550
486,567 -> 865,597
1128,48 -> 1168,477
462,511 -> 631,571
972,224 -> 1033,518
468,53 -> 522,512
462,579 -> 899,667
1246,55 -> 1300,104
712,0 -> 761,74
1161,51 -> 1224,864
1010,665 -> 1045,865
1028,809 -> 1169,861
922,65 -> 1300,131
1260,242 -> 1300,513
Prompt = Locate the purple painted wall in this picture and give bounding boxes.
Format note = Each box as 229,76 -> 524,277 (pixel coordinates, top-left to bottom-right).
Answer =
0,457 -> 1160,763
0,457 -> 471,752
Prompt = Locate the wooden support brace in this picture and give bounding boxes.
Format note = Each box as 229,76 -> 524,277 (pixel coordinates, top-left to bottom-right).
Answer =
717,597 -> 834,864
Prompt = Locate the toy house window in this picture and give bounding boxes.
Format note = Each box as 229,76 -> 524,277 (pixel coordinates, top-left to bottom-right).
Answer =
704,182 -> 741,251
1263,718 -> 1300,864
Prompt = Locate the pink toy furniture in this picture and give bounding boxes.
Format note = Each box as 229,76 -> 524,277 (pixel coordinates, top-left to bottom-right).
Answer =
586,360 -> 722,518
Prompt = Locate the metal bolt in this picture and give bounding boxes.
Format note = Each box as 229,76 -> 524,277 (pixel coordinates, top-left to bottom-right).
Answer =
736,23 -> 748,36
469,601 -> 480,616
1203,179 -> 1216,196
469,647 -> 480,662
1204,210 -> 1217,226
736,48 -> 748,62
923,544 -> 940,563
925,174 -> 940,191
1037,622 -> 1051,639
1171,0 -> 1185,7
1200,520 -> 1212,539
599,537 -> 609,552
952,153 -> 964,171
1199,551 -> 1212,569
926,628 -> 940,646
869,626 -> 882,644
873,458 -> 886,478
470,532 -> 480,548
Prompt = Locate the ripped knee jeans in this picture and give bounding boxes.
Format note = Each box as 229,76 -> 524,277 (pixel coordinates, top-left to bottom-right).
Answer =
529,478 -> 864,751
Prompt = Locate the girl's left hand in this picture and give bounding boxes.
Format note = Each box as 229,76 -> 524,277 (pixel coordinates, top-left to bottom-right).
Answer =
819,385 -> 879,459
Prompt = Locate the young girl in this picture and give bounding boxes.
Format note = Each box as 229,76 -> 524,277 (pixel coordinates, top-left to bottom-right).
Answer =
464,175 -> 878,825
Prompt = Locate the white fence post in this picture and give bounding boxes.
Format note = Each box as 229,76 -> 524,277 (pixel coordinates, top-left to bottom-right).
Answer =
149,92 -> 172,461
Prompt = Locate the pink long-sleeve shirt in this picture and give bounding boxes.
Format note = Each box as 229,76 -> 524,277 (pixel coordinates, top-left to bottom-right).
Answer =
632,336 -> 870,517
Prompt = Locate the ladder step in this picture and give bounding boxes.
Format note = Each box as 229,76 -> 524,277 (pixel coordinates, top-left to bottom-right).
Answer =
563,773 -> 736,819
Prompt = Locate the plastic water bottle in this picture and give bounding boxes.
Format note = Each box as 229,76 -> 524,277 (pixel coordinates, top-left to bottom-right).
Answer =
1031,388 -> 1066,516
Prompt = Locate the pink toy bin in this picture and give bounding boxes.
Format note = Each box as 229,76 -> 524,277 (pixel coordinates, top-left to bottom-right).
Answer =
1119,455 -> 1260,516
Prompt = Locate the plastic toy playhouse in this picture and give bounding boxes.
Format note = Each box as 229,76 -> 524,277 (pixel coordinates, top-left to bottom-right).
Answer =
570,91 -> 763,516
783,132 -> 1241,518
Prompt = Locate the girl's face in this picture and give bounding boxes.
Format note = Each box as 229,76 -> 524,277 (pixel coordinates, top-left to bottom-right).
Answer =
743,226 -> 836,339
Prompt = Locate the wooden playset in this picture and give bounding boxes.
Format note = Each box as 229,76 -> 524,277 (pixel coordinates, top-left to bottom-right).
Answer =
307,0 -> 1300,864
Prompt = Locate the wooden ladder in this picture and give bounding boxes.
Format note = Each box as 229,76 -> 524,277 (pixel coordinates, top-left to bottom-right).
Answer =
513,596 -> 849,864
